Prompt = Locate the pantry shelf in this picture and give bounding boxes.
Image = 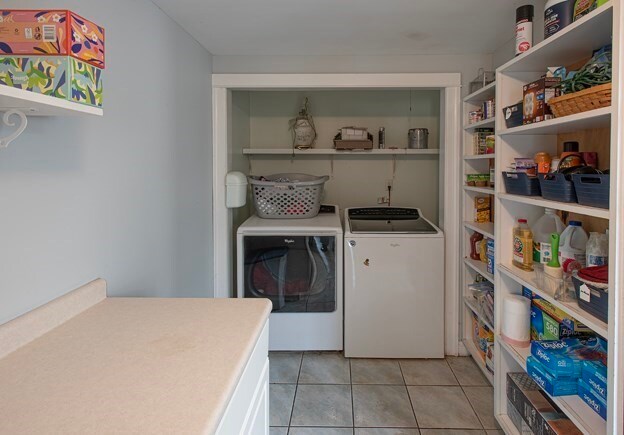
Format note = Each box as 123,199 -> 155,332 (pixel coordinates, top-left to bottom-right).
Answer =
495,414 -> 520,435
0,85 -> 103,117
464,258 -> 494,284
498,107 -> 611,136
461,338 -> 494,384
497,264 -> 608,338
464,153 -> 495,160
463,221 -> 495,240
497,337 -> 607,435
463,81 -> 496,103
463,297 -> 494,331
498,193 -> 610,220
464,185 -> 495,195
498,1 -> 613,73
241,148 -> 440,156
464,117 -> 495,131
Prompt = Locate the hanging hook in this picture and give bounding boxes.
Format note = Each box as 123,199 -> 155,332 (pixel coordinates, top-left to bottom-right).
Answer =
0,110 -> 28,149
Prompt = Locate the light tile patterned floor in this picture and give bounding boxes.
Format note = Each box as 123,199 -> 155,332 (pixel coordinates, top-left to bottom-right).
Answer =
269,352 -> 503,435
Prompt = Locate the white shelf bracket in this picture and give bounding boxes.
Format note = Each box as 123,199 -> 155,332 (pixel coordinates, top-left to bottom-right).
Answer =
0,109 -> 28,149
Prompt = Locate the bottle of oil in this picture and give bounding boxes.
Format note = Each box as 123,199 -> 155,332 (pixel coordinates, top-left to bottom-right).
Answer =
513,219 -> 534,271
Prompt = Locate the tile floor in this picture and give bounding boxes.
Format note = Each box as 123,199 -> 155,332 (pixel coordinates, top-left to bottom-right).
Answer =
269,352 -> 503,435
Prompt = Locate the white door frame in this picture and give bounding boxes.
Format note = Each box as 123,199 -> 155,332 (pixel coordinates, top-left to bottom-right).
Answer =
212,73 -> 462,355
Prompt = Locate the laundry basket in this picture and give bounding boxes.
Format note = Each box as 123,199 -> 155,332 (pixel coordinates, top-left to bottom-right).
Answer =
249,173 -> 329,219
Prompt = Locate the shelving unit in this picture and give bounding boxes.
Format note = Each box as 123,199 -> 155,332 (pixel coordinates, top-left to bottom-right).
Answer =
0,85 -> 103,117
492,3 -> 622,434
460,80 -> 496,384
241,148 -> 440,156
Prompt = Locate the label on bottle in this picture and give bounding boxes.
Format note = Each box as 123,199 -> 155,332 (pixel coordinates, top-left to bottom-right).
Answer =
545,2 -> 573,38
534,241 -> 553,264
515,20 -> 533,55
588,254 -> 608,266
514,235 -> 530,264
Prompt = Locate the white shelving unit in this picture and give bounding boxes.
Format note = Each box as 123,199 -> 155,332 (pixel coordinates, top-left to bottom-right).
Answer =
460,80 -> 496,384
492,3 -> 622,434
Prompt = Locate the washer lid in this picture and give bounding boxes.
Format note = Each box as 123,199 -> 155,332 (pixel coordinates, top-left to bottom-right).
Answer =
348,207 -> 439,234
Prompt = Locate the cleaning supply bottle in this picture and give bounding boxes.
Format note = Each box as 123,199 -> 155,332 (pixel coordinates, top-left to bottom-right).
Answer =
586,232 -> 609,266
513,219 -> 534,271
532,208 -> 565,264
559,221 -> 588,272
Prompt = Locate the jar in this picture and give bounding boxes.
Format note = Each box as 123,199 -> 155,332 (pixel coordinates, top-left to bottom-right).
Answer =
534,152 -> 552,174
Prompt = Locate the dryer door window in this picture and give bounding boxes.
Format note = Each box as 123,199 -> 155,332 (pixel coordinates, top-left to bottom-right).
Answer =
243,235 -> 336,313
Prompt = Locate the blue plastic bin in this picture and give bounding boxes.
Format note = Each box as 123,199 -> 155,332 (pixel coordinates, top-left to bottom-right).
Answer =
572,174 -> 610,209
502,172 -> 541,196
539,173 -> 577,203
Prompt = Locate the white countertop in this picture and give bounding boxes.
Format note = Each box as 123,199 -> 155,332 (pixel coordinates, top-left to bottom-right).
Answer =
0,294 -> 271,434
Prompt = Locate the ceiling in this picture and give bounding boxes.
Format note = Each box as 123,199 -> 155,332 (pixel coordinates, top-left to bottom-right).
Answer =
150,0 -> 527,56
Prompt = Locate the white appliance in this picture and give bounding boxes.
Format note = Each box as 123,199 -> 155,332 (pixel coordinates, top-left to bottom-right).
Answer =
237,205 -> 343,351
344,207 -> 445,358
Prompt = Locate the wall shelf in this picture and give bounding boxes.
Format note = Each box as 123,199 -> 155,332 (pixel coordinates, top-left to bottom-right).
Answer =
463,81 -> 496,103
464,297 -> 494,331
463,221 -> 495,240
242,148 -> 440,156
464,117 -> 495,131
463,185 -> 495,195
464,258 -> 494,284
461,338 -> 494,384
498,193 -> 610,220
498,107 -> 611,136
464,153 -> 495,160
0,85 -> 103,117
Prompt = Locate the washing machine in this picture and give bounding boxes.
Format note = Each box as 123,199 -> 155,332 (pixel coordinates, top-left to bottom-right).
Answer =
344,207 -> 445,358
237,205 -> 343,351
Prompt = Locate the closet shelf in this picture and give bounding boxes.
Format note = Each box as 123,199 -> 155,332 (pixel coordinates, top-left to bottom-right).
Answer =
498,337 -> 607,435
464,258 -> 494,284
463,81 -> 496,103
464,117 -> 495,131
463,221 -> 494,240
498,107 -> 611,136
497,264 -> 608,337
463,185 -> 495,195
0,85 -> 103,117
463,297 -> 494,331
461,338 -> 494,384
498,193 -> 610,220
241,148 -> 440,156
498,1 -> 613,73
464,153 -> 495,160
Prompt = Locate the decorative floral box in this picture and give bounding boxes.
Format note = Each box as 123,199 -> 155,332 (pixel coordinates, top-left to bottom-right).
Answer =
0,10 -> 105,69
0,56 -> 103,108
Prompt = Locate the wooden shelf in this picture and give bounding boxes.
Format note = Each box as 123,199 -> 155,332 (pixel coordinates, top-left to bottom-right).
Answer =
463,81 -> 496,103
0,85 -> 103,117
464,117 -> 495,131
242,148 -> 440,156
464,185 -> 495,195
498,337 -> 607,435
464,297 -> 494,331
498,193 -> 610,220
497,264 -> 608,337
498,107 -> 611,136
464,153 -> 495,160
464,258 -> 494,284
498,2 -> 613,73
461,338 -> 494,384
463,221 -> 495,240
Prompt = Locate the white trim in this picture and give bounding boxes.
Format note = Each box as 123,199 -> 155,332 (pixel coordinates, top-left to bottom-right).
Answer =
211,73 -> 462,353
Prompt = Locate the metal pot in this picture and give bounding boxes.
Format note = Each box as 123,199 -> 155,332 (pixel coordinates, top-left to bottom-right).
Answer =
408,128 -> 429,149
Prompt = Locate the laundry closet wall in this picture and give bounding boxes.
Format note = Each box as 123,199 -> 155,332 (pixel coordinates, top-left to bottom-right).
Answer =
0,0 -> 214,324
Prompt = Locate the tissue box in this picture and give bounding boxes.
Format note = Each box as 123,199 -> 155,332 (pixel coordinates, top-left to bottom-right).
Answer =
527,356 -> 579,396
578,379 -> 607,420
0,10 -> 105,68
531,338 -> 608,378
582,361 -> 607,400
0,56 -> 103,107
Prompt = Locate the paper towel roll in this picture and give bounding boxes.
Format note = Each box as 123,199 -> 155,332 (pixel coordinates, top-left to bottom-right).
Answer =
502,295 -> 531,348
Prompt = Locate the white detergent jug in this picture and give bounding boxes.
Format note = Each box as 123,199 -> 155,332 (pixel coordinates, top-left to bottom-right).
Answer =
559,221 -> 588,272
532,208 -> 565,264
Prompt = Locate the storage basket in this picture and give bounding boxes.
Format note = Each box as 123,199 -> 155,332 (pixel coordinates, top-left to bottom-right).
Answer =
538,173 -> 577,203
571,174 -> 610,209
249,173 -> 329,219
502,172 -> 541,196
548,83 -> 612,118
572,275 -> 608,324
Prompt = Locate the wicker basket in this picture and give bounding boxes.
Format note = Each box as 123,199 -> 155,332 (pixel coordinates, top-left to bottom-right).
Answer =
548,83 -> 611,117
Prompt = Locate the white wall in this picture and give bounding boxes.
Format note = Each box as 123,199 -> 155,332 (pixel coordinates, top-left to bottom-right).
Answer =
0,0 -> 213,324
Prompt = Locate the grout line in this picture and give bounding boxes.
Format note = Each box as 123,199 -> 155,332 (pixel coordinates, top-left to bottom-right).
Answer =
349,355 -> 355,428
398,360 -> 420,429
286,352 -> 305,428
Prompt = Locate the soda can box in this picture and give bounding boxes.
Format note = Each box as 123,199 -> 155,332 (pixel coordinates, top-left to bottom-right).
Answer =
578,379 -> 607,420
526,356 -> 579,397
531,338 -> 608,378
0,10 -> 105,69
0,56 -> 103,108
582,360 -> 607,400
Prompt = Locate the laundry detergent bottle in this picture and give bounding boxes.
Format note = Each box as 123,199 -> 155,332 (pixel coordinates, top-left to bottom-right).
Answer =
532,208 -> 565,264
559,220 -> 588,272
513,219 -> 534,271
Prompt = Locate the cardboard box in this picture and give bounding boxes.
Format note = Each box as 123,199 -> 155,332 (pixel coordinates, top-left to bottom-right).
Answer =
522,77 -> 561,124
578,379 -> 607,420
0,56 -> 103,107
526,356 -> 579,397
506,372 -> 583,435
474,196 -> 491,223
582,360 -> 607,400
532,297 -> 593,340
0,10 -> 105,68
530,338 -> 608,378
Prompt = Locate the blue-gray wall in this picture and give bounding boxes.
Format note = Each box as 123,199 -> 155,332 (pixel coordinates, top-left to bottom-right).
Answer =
0,0 -> 213,323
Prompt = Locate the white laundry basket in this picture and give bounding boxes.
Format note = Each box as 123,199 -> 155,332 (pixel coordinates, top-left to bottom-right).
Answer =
249,173 -> 329,219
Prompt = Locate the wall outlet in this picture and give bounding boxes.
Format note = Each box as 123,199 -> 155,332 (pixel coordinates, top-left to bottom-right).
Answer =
377,197 -> 389,204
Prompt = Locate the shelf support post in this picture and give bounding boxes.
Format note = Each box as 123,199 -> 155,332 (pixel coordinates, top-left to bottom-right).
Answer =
0,109 -> 28,149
